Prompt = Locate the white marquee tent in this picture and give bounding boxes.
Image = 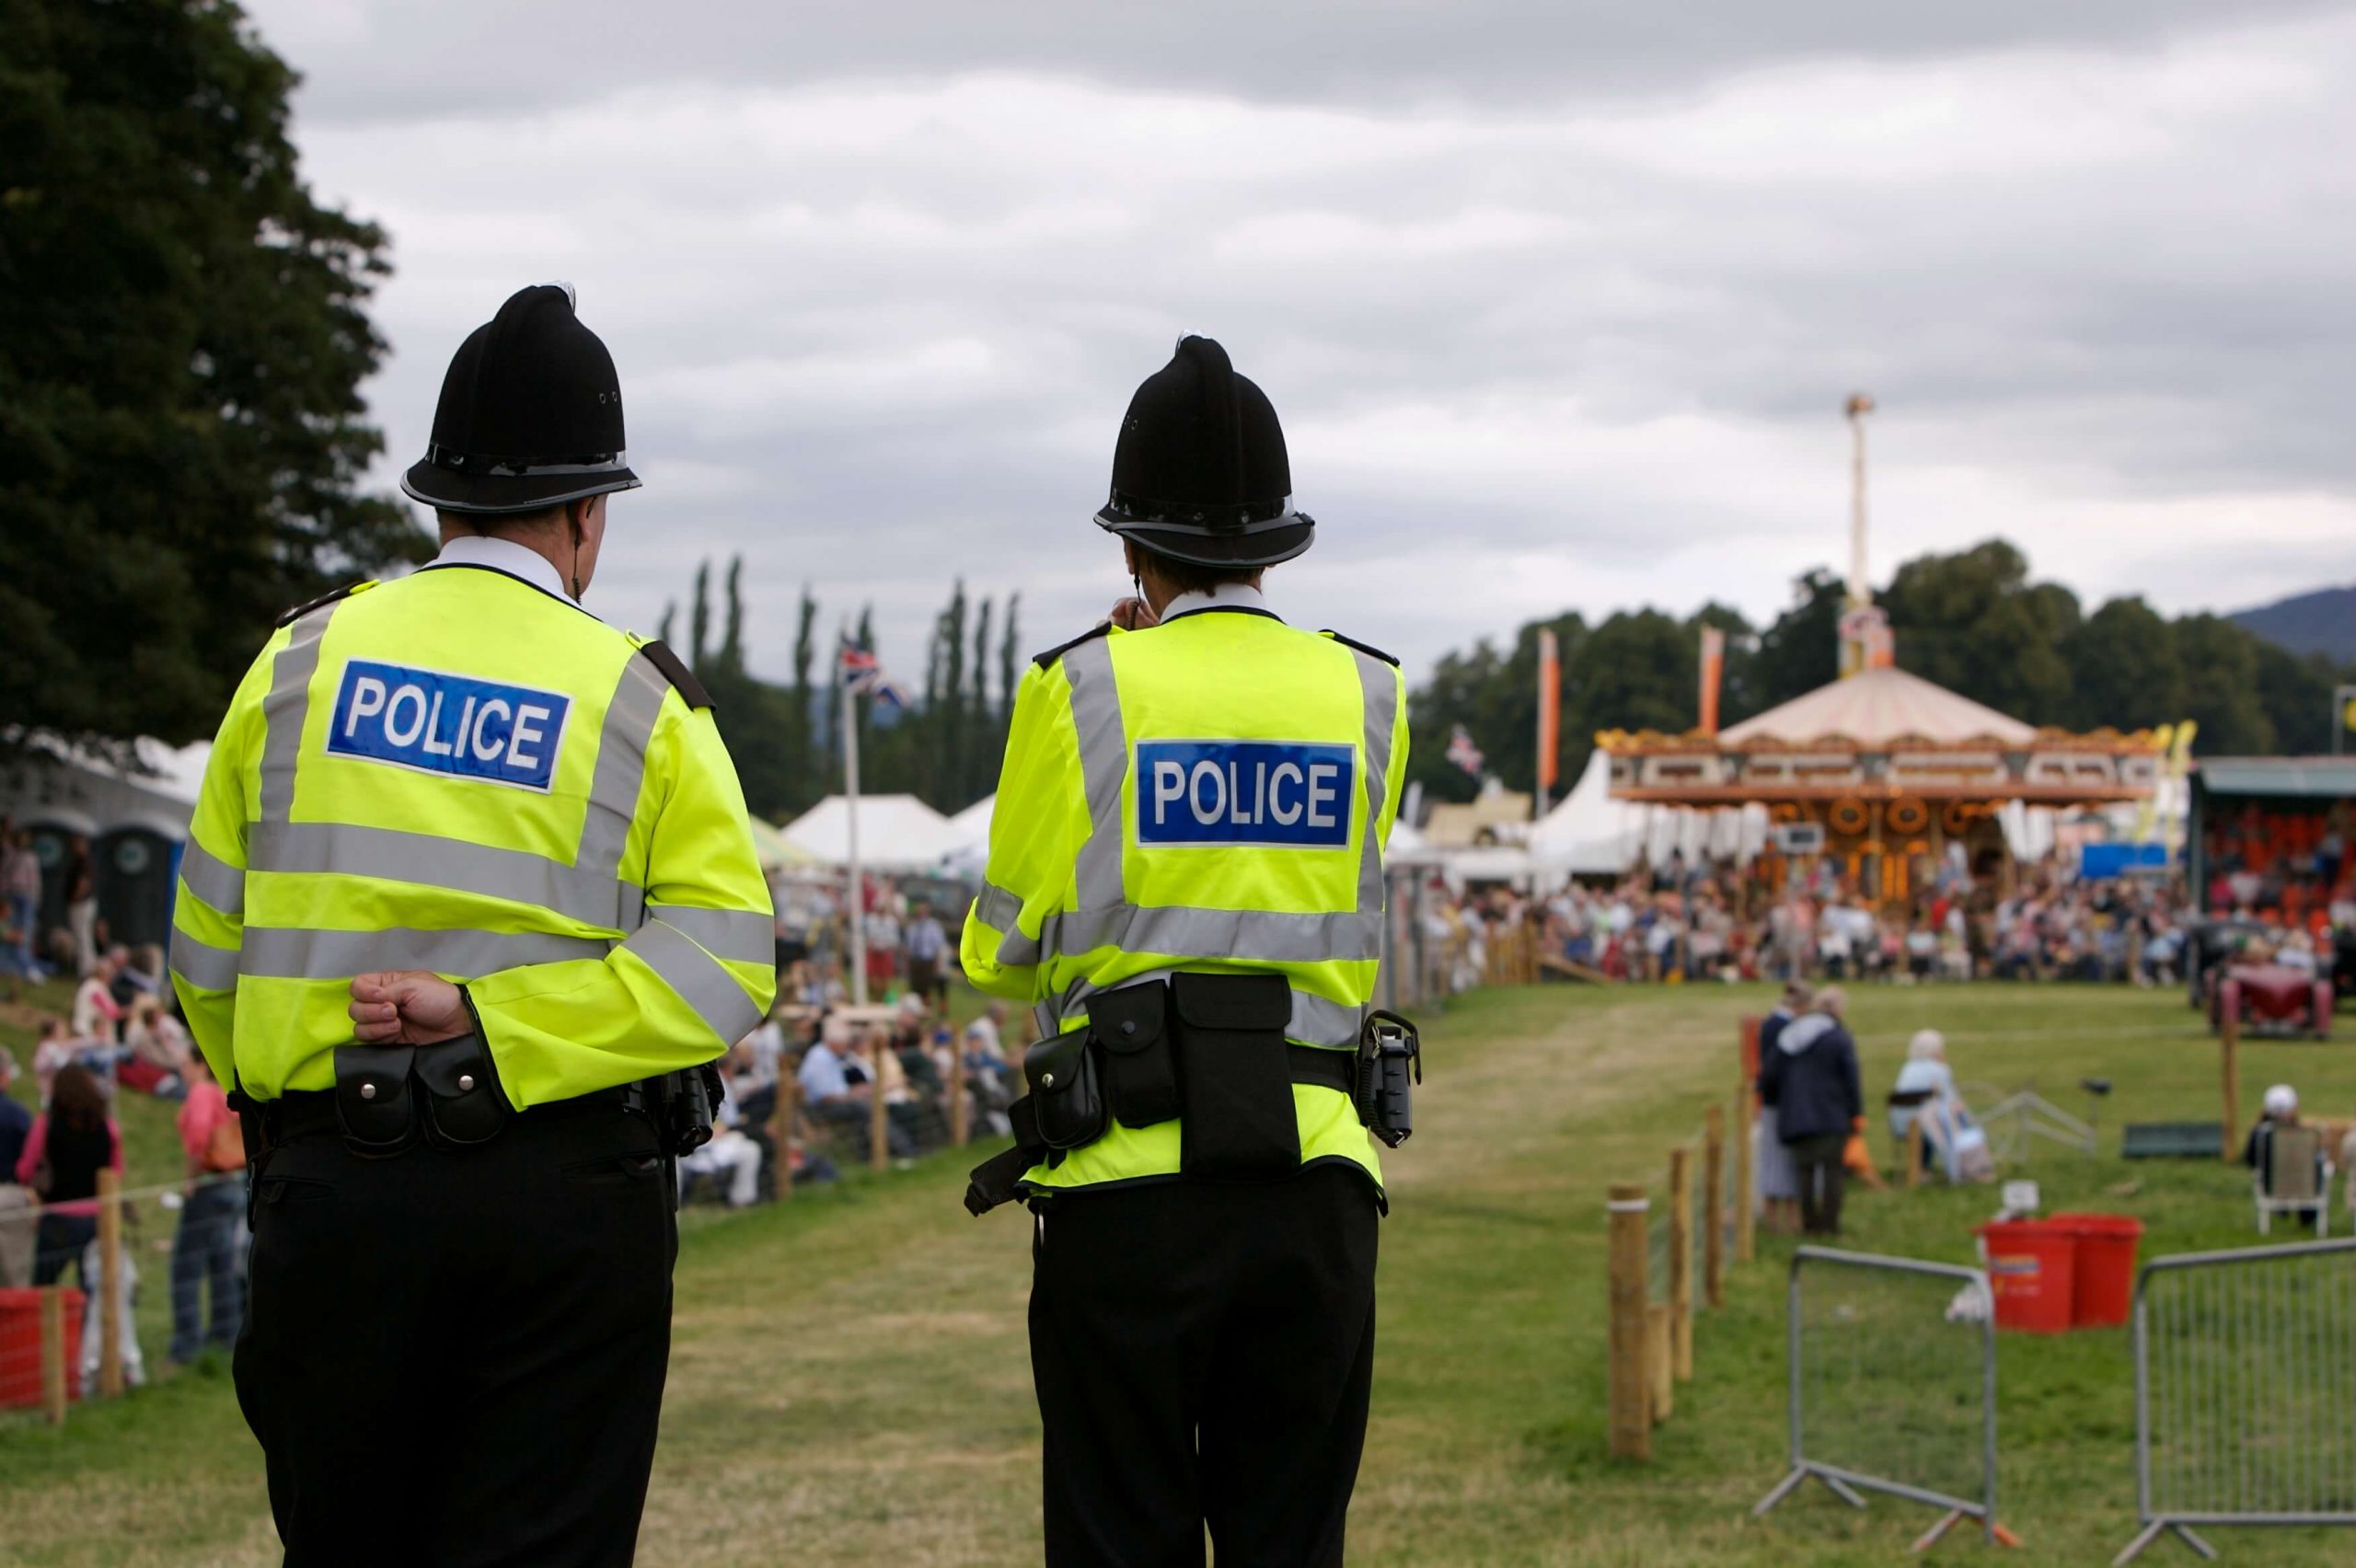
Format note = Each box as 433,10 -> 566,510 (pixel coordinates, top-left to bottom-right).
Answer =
1528,751 -> 1769,878
780,793 -> 964,871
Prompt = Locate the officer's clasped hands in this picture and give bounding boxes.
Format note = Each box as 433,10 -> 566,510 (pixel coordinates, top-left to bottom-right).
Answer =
348,970 -> 473,1045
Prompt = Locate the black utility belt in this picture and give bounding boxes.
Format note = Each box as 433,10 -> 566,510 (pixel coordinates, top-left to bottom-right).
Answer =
964,974 -> 1421,1216
238,1034 -> 723,1164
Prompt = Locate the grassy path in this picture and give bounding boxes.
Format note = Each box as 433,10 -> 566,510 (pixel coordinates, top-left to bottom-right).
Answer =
8,981 -> 2356,1562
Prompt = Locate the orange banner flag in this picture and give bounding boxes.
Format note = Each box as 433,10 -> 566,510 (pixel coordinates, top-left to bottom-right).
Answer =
1536,628 -> 1561,794
1699,625 -> 1726,736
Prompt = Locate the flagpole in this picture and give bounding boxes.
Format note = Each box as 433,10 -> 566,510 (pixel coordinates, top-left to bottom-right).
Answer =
842,662 -> 868,1006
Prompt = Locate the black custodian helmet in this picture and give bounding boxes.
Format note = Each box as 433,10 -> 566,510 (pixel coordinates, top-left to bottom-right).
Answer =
1093,335 -> 1313,569
400,283 -> 641,516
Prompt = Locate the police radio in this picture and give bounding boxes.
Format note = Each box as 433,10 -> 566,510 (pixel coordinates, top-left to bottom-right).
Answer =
1357,1010 -> 1421,1148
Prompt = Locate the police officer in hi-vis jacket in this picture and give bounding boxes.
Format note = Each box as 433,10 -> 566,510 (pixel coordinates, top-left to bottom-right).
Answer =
963,335 -> 1414,1566
169,283 -> 774,1567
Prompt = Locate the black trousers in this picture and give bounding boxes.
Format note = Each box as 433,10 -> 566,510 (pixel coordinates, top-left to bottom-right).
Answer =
236,1103 -> 676,1567
1789,1131 -> 1848,1237
1029,1164 -> 1380,1568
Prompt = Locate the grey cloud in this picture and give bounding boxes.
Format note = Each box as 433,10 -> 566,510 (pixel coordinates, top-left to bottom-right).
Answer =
260,5 -> 2356,681
252,0 -> 2336,121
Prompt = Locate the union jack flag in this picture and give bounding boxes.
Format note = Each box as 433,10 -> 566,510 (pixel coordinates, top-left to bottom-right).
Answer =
1446,723 -> 1485,778
840,635 -> 911,709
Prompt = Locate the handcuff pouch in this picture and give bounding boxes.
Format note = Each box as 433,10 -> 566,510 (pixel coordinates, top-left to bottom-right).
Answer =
333,1045 -> 421,1159
1023,1027 -> 1105,1152
1091,980 -> 1179,1128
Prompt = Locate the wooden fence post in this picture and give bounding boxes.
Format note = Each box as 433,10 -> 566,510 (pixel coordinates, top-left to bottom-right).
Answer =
1606,1183 -> 1651,1461
949,1043 -> 969,1150
1703,1105 -> 1726,1309
1734,1078 -> 1756,1265
2220,997 -> 2242,1162
40,1285 -> 66,1426
772,1071 -> 801,1201
869,1034 -> 891,1172
96,1168 -> 122,1398
1905,1116 -> 1924,1188
1669,1144 -> 1693,1381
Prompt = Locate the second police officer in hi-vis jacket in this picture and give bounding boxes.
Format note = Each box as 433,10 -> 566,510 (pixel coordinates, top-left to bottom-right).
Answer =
963,336 -> 1417,1567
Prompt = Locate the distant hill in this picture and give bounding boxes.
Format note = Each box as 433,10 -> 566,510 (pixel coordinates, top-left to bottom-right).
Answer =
2231,585 -> 2356,663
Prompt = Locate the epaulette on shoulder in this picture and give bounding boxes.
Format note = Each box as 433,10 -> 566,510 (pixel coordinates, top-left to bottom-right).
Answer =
633,638 -> 712,709
275,580 -> 375,628
1320,628 -> 1400,668
1032,621 -> 1115,671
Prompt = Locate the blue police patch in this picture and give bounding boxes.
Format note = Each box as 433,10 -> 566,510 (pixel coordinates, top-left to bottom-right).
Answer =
326,659 -> 572,792
1136,740 -> 1355,849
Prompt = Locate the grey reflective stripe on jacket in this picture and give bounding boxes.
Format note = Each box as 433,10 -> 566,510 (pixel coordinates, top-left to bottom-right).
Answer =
1040,969 -> 1370,1051
619,917 -> 765,1044
997,904 -> 1381,968
245,820 -> 644,930
237,926 -> 611,979
177,839 -> 245,917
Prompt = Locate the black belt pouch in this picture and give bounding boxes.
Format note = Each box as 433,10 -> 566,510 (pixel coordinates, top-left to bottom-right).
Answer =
1172,973 -> 1299,1180
1024,1027 -> 1106,1152
333,1044 -> 420,1157
1091,980 -> 1180,1128
414,1031 -> 509,1147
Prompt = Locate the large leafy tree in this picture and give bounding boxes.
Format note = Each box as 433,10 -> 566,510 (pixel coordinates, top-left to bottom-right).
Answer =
0,0 -> 427,747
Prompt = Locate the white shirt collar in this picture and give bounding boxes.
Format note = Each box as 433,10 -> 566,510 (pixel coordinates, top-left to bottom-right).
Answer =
1158,581 -> 1274,622
423,534 -> 596,617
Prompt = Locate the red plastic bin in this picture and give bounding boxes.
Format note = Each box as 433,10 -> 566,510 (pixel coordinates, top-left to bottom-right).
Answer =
0,1287 -> 87,1410
1973,1219 -> 2076,1333
2050,1213 -> 2144,1329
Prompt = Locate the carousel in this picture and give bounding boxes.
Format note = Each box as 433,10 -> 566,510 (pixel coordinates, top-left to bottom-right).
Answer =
1594,392 -> 2162,906
1595,664 -> 2162,905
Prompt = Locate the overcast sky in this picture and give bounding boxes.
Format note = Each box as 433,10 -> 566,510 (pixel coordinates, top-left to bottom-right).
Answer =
244,0 -> 2356,684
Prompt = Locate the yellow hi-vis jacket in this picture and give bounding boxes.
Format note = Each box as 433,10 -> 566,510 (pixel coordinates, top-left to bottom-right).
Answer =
960,605 -> 1408,1195
167,563 -> 776,1108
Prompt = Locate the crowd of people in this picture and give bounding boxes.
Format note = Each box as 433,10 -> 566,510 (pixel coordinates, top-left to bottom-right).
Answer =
2200,801 -> 2350,928
678,986 -> 1026,1208
0,951 -> 244,1392
1411,855 -> 2227,994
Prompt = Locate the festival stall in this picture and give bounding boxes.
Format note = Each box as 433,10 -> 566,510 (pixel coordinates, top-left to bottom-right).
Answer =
2187,756 -> 2356,924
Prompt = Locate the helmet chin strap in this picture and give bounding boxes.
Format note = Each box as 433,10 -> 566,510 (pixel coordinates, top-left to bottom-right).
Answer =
568,506 -> 586,600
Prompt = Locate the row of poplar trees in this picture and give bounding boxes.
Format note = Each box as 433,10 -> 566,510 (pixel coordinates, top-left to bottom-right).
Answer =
658,560 -> 1022,824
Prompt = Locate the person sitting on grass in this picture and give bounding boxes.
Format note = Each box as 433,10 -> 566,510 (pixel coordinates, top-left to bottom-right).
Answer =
70,951 -> 124,1043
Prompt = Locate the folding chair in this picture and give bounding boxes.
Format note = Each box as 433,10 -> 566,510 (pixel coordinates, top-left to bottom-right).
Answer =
2255,1125 -> 2333,1237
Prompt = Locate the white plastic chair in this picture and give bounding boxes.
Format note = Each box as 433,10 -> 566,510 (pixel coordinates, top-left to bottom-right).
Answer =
2255,1125 -> 2333,1238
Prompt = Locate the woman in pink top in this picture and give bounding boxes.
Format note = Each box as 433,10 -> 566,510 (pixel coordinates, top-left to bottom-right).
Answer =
16,1064 -> 124,1287
170,1052 -> 244,1363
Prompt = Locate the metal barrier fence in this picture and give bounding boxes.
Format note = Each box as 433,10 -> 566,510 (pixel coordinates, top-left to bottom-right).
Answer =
1754,1246 -> 2000,1551
2116,1237 -> 2356,1564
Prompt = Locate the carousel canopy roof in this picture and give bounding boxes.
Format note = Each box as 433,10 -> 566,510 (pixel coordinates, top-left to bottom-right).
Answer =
1719,666 -> 2038,748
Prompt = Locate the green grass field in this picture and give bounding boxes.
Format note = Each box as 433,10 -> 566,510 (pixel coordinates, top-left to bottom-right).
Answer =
6,978 -> 2355,1564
